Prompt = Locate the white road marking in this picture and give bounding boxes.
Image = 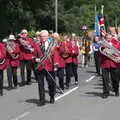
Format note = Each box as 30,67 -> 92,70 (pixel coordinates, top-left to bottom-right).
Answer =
10,75 -> 94,120
11,86 -> 79,120
11,112 -> 30,120
85,75 -> 95,82
55,86 -> 79,101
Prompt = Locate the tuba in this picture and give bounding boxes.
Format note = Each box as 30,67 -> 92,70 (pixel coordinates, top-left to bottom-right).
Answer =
98,38 -> 120,63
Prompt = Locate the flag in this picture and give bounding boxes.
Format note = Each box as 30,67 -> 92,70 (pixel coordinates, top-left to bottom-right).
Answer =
99,15 -> 106,37
94,15 -> 100,37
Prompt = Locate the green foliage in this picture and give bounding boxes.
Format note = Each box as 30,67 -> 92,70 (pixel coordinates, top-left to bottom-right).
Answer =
0,0 -> 120,38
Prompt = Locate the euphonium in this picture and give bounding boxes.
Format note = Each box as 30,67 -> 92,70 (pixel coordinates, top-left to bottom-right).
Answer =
98,38 -> 120,63
0,59 -> 5,65
18,37 -> 34,52
6,41 -> 19,59
36,38 -> 55,69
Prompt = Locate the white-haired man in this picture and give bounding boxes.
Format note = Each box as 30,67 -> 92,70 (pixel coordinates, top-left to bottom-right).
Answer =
35,30 -> 59,105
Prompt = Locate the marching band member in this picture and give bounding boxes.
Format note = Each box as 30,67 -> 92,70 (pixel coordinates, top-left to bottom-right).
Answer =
100,33 -> 120,98
35,30 -> 59,106
18,29 -> 36,86
61,35 -> 72,89
6,35 -> 20,89
31,31 -> 42,82
0,39 -> 9,96
71,33 -> 79,85
93,36 -> 101,76
52,33 -> 65,91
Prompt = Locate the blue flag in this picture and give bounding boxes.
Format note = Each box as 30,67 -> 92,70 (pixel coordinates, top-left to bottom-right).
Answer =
94,15 -> 100,37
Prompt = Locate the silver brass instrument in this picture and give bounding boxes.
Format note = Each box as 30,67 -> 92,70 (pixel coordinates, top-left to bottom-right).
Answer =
98,38 -> 120,63
0,59 -> 5,65
18,37 -> 34,52
36,38 -> 55,69
6,41 -> 19,59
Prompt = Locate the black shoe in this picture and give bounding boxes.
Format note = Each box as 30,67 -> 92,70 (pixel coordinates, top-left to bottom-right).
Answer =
14,86 -> 18,89
0,92 -> 3,96
102,93 -> 109,99
66,84 -> 69,89
75,81 -> 78,85
50,97 -> 55,104
38,101 -> 45,106
26,81 -> 32,85
8,86 -> 13,91
115,92 -> 119,97
20,82 -> 26,87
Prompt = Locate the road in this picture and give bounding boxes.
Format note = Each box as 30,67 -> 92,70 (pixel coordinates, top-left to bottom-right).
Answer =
0,62 -> 120,120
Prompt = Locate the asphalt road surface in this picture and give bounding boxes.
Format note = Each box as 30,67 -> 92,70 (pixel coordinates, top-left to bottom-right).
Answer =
0,62 -> 120,120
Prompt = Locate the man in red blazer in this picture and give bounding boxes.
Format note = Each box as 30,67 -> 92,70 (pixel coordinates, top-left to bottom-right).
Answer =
100,33 -> 120,98
6,34 -> 20,89
18,29 -> 36,86
52,33 -> 65,91
0,39 -> 9,96
35,30 -> 59,106
61,35 -> 72,89
71,33 -> 79,85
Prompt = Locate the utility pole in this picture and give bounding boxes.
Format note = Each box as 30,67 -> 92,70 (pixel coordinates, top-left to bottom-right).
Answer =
55,0 -> 58,33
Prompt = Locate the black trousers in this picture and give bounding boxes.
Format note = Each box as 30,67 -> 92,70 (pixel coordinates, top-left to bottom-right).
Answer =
65,63 -> 72,87
72,63 -> 78,82
31,61 -> 38,81
94,52 -> 100,75
37,70 -> 56,102
7,65 -> 18,87
0,70 -> 3,94
84,53 -> 90,66
57,68 -> 64,90
102,68 -> 119,94
20,60 -> 32,84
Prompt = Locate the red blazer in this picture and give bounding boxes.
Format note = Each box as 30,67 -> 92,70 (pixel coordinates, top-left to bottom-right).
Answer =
71,44 -> 79,65
100,38 -> 120,68
7,43 -> 20,67
37,44 -> 59,72
0,43 -> 9,70
55,44 -> 65,68
19,37 -> 36,60
60,41 -> 72,64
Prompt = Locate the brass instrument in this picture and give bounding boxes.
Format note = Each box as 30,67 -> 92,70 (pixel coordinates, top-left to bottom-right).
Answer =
98,39 -> 120,63
18,37 -> 34,52
61,35 -> 70,58
36,38 -> 55,69
62,41 -> 69,58
6,41 -> 19,59
0,59 -> 5,65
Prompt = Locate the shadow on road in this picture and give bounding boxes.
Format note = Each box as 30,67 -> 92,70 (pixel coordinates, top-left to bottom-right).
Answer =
25,99 -> 50,105
86,70 -> 96,74
85,91 -> 103,98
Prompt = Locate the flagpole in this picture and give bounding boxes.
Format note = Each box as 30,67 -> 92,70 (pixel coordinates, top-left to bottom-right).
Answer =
101,5 -> 104,16
115,15 -> 118,34
94,5 -> 97,16
55,0 -> 58,33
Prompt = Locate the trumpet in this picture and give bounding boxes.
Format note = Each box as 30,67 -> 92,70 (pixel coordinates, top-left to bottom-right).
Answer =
98,39 -> 120,63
